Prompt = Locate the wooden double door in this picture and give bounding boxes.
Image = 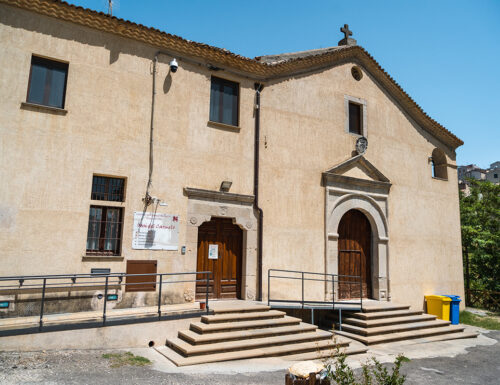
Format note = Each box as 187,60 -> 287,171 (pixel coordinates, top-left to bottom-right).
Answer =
196,218 -> 242,299
338,209 -> 372,299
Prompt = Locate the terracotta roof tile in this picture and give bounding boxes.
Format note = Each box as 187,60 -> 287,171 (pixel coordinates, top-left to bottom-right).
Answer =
1,0 -> 463,149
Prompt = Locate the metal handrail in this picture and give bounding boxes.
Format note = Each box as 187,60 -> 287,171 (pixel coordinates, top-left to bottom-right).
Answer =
267,268 -> 363,311
0,271 -> 212,331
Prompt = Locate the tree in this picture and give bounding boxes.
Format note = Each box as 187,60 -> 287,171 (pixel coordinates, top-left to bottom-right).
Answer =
460,179 -> 500,294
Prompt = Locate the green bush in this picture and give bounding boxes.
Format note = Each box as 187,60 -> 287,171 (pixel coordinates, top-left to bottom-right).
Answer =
325,346 -> 409,385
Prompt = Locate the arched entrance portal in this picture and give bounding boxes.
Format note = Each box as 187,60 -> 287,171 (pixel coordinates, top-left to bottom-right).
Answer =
338,209 -> 372,299
196,218 -> 243,299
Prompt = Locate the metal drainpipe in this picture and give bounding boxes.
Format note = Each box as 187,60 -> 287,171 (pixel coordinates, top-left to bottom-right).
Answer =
145,51 -> 170,205
145,53 -> 158,204
254,83 -> 264,302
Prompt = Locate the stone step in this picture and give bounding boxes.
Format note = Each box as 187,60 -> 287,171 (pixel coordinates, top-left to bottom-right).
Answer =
403,331 -> 479,344
190,315 -> 302,334
156,338 -> 348,366
361,304 -> 411,313
334,324 -> 466,345
343,314 -> 437,328
281,344 -> 368,361
167,329 -> 334,356
352,309 -> 424,320
179,322 -> 318,344
201,310 -> 285,324
211,305 -> 271,314
338,319 -> 451,336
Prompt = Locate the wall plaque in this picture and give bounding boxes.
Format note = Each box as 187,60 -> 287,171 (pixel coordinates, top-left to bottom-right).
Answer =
132,212 -> 179,250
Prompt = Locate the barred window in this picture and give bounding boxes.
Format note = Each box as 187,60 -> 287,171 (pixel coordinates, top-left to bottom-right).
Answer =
91,176 -> 125,201
86,176 -> 125,256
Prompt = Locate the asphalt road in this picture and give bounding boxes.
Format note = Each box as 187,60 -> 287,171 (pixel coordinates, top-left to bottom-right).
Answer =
1,331 -> 498,384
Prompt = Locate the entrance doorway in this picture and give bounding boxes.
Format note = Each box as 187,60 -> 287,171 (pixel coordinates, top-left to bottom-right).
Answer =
196,218 -> 242,299
338,209 -> 372,299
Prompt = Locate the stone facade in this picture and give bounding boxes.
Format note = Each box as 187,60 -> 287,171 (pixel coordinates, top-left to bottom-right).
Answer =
0,1 -> 465,313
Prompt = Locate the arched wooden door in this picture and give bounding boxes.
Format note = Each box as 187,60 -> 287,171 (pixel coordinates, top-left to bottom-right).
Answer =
196,218 -> 242,299
338,209 -> 372,299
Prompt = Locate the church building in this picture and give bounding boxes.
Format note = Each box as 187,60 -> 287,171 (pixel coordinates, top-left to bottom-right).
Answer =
0,0 -> 465,317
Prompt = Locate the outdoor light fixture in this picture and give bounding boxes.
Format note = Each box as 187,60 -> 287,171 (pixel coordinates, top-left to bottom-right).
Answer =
220,180 -> 232,192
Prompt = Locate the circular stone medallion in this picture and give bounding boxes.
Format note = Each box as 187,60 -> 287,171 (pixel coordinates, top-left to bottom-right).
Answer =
356,136 -> 368,155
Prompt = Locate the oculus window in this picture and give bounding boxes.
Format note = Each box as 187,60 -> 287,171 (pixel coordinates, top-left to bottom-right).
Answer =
27,56 -> 68,109
209,76 -> 239,126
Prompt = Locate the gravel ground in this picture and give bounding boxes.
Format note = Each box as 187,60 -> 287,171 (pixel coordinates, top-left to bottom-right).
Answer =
1,331 -> 498,384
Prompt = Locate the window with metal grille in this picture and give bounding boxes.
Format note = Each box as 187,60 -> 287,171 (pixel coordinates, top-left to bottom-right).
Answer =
86,206 -> 123,256
209,76 -> 239,126
91,176 -> 125,202
348,102 -> 362,135
27,56 -> 68,109
86,175 -> 125,256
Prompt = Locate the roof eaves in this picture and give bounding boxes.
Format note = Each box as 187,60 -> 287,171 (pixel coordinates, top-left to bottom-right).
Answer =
2,0 -> 463,149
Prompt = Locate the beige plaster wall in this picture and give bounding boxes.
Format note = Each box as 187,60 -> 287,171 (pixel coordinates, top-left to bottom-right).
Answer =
260,63 -> 464,310
0,6 -> 255,301
0,5 -> 465,313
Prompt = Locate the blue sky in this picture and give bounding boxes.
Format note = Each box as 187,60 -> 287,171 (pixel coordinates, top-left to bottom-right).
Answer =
68,0 -> 499,168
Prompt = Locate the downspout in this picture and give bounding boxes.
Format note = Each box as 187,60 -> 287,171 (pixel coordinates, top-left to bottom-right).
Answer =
254,83 -> 264,301
145,51 -> 171,205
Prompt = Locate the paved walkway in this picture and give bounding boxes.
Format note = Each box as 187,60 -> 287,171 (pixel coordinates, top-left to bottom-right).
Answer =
0,329 -> 497,384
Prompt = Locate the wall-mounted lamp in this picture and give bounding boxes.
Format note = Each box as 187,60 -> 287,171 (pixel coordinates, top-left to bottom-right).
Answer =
220,180 -> 232,192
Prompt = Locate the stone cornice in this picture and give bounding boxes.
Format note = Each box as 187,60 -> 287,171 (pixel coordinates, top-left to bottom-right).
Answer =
323,174 -> 392,192
1,0 -> 463,149
184,187 -> 255,204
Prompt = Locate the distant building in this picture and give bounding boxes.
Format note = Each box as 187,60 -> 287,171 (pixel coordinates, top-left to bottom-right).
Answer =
458,162 -> 499,193
486,162 -> 500,184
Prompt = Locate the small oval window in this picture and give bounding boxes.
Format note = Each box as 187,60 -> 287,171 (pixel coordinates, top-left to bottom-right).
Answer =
351,66 -> 363,81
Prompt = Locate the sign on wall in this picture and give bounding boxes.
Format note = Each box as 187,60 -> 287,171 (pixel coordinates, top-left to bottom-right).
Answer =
208,244 -> 218,259
132,212 -> 179,250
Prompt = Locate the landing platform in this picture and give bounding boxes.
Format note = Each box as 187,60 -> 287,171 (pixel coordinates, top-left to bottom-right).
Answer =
0,302 -> 202,335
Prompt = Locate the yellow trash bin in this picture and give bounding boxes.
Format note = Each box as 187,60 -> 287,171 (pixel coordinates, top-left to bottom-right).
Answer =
425,295 -> 451,321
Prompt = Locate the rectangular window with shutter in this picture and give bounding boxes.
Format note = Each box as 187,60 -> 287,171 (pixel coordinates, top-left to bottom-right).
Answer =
27,56 -> 68,109
348,102 -> 362,135
209,76 -> 239,126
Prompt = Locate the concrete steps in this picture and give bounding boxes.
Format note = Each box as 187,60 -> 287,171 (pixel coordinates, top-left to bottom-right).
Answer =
162,302 -> 367,366
329,302 -> 479,345
339,319 -> 451,336
190,315 -> 302,333
201,310 -> 285,323
179,322 -> 318,344
343,313 -> 436,327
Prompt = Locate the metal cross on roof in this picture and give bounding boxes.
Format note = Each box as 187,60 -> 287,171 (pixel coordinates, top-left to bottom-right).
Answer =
340,24 -> 353,40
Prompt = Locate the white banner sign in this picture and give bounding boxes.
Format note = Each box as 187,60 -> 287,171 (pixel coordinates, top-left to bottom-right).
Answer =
208,244 -> 218,259
132,212 -> 179,250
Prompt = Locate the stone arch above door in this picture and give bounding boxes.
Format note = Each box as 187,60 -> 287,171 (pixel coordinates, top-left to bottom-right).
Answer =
322,155 -> 391,301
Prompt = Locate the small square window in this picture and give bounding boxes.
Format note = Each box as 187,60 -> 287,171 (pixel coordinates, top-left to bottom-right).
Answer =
91,176 -> 125,202
209,77 -> 239,126
27,56 -> 68,109
348,102 -> 362,135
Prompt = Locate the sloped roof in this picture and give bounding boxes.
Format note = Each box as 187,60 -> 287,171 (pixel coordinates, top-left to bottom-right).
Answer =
1,0 -> 463,149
